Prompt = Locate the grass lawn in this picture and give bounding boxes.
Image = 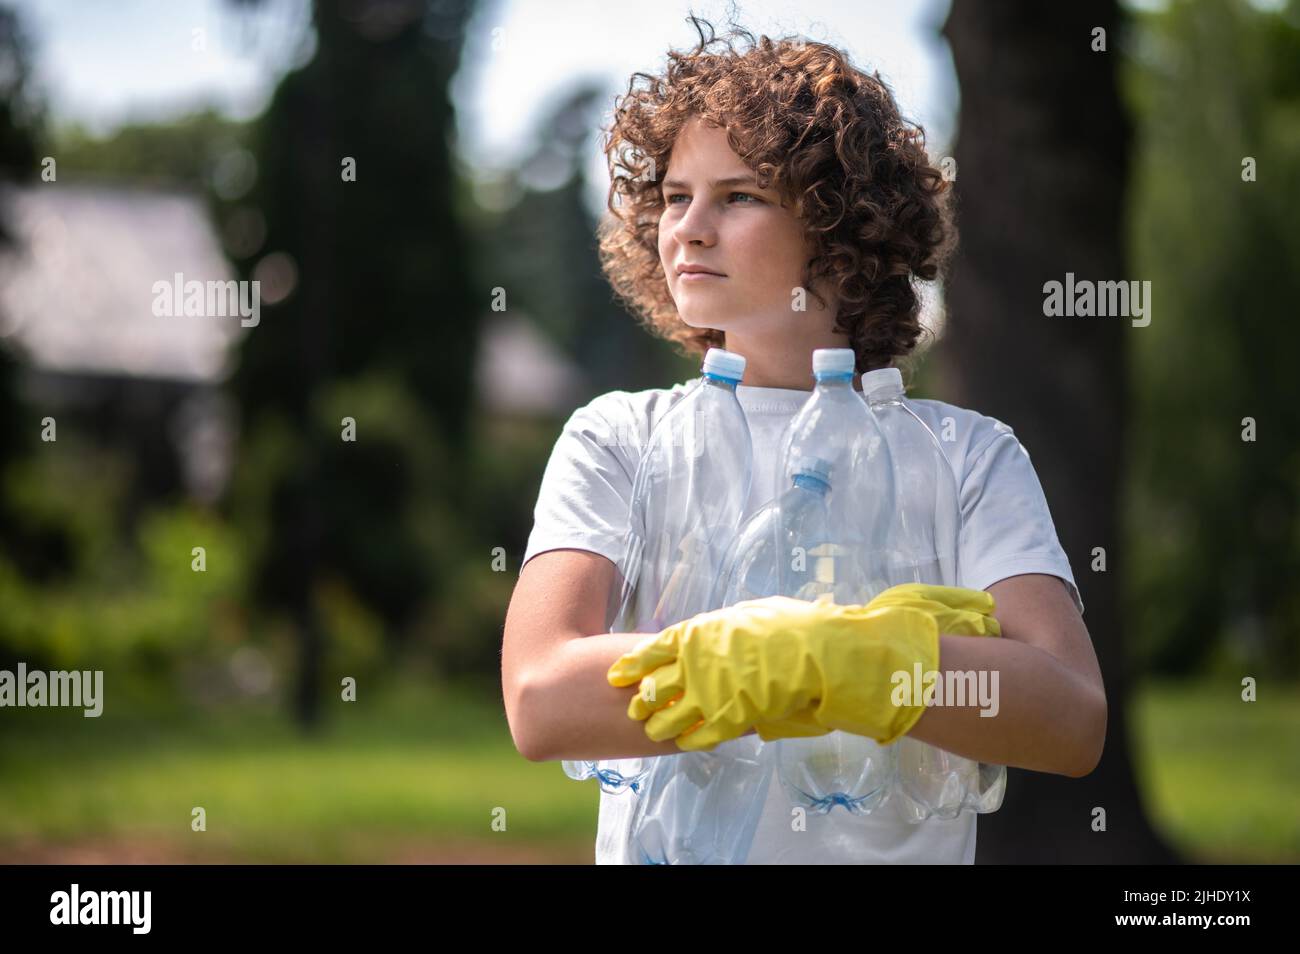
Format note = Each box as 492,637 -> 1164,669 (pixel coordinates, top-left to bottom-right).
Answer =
1129,678 -> 1300,864
0,679 -> 598,863
1,677 -> 1295,863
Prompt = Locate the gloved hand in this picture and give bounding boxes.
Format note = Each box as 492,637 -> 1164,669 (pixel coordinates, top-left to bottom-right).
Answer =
607,584 -> 1001,752
751,584 -> 1001,741
608,584 -> 1002,747
858,583 -> 1002,638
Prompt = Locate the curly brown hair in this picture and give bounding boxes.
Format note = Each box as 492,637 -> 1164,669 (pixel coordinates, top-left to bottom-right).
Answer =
596,14 -> 957,375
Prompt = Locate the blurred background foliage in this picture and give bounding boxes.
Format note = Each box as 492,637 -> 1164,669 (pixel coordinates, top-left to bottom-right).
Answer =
0,0 -> 1295,862
1123,0 -> 1300,681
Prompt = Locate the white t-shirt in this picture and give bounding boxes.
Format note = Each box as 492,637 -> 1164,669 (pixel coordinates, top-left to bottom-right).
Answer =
521,378 -> 1083,864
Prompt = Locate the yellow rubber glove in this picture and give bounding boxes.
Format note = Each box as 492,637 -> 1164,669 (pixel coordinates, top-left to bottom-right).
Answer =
607,588 -> 998,752
850,583 -> 1001,638
608,583 -> 1002,747
752,585 -> 1001,741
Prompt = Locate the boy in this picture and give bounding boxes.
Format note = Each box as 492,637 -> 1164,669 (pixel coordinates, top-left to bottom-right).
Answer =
502,17 -> 1105,864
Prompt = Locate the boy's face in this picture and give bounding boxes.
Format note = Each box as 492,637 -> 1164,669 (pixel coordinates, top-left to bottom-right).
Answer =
658,116 -> 823,340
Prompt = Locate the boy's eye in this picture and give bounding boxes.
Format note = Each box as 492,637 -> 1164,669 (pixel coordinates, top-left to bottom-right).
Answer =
665,192 -> 760,205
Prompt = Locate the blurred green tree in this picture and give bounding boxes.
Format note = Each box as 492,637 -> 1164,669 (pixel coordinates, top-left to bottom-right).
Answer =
227,0 -> 478,730
1123,0 -> 1300,680
49,110 -> 250,187
0,1 -> 51,636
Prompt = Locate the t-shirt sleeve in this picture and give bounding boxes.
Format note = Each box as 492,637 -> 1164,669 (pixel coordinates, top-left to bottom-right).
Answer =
520,398 -> 635,573
957,428 -> 1085,615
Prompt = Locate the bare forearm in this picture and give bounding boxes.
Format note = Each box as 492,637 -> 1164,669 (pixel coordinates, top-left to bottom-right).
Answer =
519,632 -> 686,762
904,634 -> 1106,777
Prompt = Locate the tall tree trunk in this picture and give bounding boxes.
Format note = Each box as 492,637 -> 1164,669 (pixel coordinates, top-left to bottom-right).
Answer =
941,0 -> 1180,863
233,0 -> 476,730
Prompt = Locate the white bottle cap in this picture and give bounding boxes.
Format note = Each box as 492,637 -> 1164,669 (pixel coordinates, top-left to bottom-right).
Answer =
702,348 -> 746,381
812,348 -> 855,376
862,366 -> 904,400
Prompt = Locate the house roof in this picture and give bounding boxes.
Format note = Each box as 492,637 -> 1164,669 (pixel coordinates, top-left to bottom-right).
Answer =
0,181 -> 246,382
0,180 -> 586,416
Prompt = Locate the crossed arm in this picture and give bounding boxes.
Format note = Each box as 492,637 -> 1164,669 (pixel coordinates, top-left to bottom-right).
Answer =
501,548 -> 1107,777
908,573 -> 1106,777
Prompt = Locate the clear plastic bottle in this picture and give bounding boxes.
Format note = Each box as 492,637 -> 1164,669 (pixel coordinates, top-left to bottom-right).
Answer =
861,367 -> 959,591
562,348 -> 773,863
625,730 -> 773,865
765,348 -> 900,816
714,455 -> 880,607
860,366 -> 1006,821
616,348 -> 753,632
560,757 -> 649,794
